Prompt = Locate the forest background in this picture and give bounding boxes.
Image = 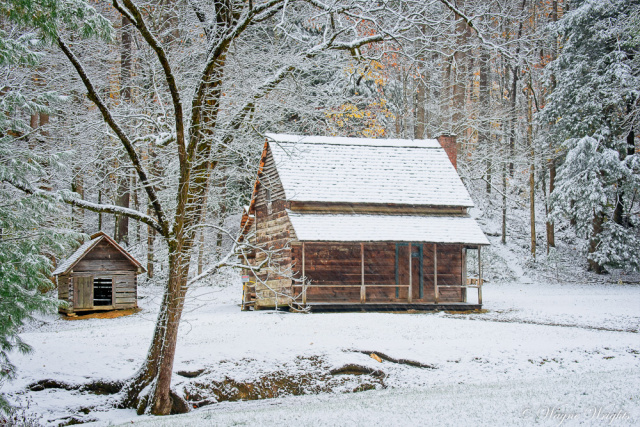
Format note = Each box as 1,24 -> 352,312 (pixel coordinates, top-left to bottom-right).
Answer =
1,0 -> 638,416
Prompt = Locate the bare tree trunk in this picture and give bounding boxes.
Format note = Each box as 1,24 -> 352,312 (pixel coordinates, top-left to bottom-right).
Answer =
98,189 -> 103,231
133,176 -> 140,245
121,16 -> 133,102
508,0 -> 526,178
546,158 -> 556,252
121,13 -> 231,409
452,0 -> 470,148
588,210 -> 605,274
215,178 -> 228,257
501,158 -> 507,244
115,15 -> 133,244
528,94 -> 535,259
415,76 -> 426,139
197,166 -> 213,275
147,206 -> 155,279
546,0 -> 559,253
478,48 -> 491,194
71,172 -> 85,233
508,67 -> 518,178
197,229 -> 206,275
120,249 -> 190,414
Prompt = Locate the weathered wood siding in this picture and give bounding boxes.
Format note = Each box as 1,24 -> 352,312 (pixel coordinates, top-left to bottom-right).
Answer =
65,272 -> 137,311
73,276 -> 94,309
253,147 -> 296,308
434,244 -> 464,302
256,146 -> 286,208
57,274 -> 70,301
74,240 -> 138,273
290,242 -> 464,304
113,273 -> 137,308
247,145 -> 467,308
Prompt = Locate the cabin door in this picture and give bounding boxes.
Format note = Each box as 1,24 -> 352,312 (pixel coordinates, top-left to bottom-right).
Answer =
73,276 -> 94,309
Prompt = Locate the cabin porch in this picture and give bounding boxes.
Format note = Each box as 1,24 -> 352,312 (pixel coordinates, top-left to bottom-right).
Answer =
276,241 -> 484,310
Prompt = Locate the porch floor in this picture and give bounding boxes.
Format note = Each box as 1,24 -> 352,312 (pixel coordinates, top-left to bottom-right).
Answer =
288,302 -> 482,312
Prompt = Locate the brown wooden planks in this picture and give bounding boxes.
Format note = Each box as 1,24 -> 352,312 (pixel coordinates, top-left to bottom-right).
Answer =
73,276 -> 93,309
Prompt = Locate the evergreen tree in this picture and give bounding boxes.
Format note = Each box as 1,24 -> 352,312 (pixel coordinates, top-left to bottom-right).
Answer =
0,0 -> 107,411
542,0 -> 640,272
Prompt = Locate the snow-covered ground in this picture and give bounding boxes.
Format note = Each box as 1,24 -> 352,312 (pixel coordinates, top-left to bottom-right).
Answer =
6,273 -> 640,426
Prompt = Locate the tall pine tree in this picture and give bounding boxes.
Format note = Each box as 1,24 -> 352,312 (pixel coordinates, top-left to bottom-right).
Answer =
542,0 -> 640,272
0,0 -> 108,411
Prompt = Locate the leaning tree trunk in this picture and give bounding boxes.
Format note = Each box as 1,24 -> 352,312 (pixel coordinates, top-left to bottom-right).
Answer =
119,247 -> 191,415
120,40 -> 229,412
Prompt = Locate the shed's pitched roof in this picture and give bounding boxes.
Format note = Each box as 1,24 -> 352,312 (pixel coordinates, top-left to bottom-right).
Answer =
53,232 -> 145,276
265,133 -> 474,207
287,211 -> 489,245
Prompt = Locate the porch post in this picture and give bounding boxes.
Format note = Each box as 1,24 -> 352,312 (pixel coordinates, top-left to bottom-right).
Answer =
434,243 -> 439,304
360,243 -> 366,304
462,246 -> 467,303
302,242 -> 307,305
478,245 -> 483,305
408,243 -> 412,303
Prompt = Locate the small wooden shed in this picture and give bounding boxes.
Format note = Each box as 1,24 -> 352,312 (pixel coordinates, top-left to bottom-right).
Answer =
240,134 -> 490,311
53,232 -> 145,315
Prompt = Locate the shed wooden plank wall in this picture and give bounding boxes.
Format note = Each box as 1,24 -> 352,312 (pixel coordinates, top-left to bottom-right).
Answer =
113,274 -> 137,308
74,240 -> 138,273
57,274 -> 70,301
62,273 -> 137,310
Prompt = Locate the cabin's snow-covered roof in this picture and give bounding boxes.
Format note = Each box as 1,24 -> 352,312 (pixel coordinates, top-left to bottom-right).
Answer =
53,232 -> 144,276
287,211 -> 490,245
266,133 -> 443,148
265,133 -> 474,207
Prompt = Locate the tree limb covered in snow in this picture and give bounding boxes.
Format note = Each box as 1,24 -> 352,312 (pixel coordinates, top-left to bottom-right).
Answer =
113,0 -> 187,169
438,0 -> 515,61
4,179 -> 163,234
56,37 -> 169,237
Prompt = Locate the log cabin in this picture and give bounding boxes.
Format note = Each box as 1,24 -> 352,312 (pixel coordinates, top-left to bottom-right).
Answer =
53,231 -> 144,315
240,134 -> 489,311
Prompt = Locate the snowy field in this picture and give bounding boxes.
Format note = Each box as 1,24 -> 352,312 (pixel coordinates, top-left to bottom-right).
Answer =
7,274 -> 640,426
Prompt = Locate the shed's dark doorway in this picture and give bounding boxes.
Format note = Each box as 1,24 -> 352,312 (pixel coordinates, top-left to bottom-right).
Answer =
93,277 -> 113,306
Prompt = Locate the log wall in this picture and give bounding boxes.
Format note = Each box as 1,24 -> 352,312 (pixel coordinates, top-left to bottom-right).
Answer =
252,146 -> 296,308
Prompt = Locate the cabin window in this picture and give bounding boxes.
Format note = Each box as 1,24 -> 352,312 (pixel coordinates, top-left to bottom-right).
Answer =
93,277 -> 113,306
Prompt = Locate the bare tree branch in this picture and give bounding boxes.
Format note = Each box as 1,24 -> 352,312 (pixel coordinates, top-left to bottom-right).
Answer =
5,180 -> 163,233
113,0 -> 187,168
57,37 -> 170,237
438,0 -> 515,61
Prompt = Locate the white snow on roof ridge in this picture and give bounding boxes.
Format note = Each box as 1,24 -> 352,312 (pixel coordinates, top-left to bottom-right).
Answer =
286,210 -> 489,245
266,133 -> 441,148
